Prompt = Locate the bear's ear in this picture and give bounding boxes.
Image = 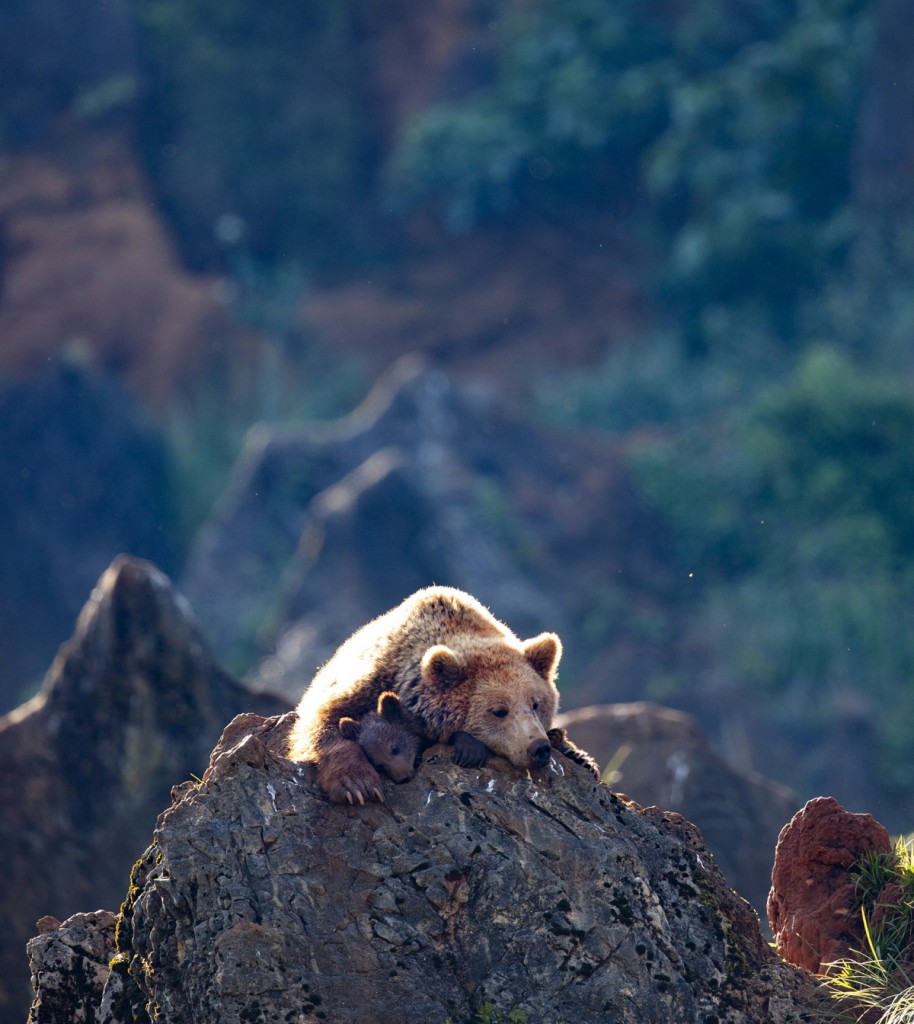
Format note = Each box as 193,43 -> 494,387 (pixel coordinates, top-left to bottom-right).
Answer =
522,632 -> 562,680
421,645 -> 466,691
377,690 -> 404,722
339,717 -> 360,740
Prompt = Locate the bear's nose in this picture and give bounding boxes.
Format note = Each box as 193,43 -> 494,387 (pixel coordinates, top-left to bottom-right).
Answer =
528,738 -> 552,768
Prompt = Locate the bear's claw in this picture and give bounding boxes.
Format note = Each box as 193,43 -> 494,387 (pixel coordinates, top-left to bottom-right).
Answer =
548,727 -> 601,779
320,751 -> 386,805
341,783 -> 381,805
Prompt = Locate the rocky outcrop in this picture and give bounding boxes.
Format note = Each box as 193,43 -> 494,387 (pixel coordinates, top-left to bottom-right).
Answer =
768,796 -> 892,974
0,557 -> 287,1023
183,356 -> 675,698
556,703 -> 799,920
0,364 -> 181,708
28,711 -> 828,1024
26,911 -> 118,1024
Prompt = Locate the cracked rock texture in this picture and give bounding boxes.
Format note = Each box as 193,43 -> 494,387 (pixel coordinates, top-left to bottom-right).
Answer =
556,702 -> 799,919
0,556 -> 287,1022
26,911 -> 118,1024
31,712 -> 828,1024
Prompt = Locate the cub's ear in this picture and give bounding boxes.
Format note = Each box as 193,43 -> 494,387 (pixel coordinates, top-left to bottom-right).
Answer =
377,690 -> 404,722
522,632 -> 562,680
420,645 -> 466,690
339,717 -> 360,740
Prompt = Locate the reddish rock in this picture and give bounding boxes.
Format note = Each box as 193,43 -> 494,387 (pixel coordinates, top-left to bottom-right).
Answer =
767,795 -> 892,973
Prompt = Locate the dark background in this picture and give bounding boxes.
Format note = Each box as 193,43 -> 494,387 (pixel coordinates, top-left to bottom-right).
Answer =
2,0 -> 914,829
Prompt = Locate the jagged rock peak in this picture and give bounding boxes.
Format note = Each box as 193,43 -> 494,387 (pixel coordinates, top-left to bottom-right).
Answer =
48,554 -> 205,700
35,555 -> 281,782
1,557 -> 287,1023
31,712 -> 829,1024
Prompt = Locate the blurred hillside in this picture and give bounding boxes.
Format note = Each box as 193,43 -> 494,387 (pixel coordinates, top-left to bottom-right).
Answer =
2,0 -> 914,828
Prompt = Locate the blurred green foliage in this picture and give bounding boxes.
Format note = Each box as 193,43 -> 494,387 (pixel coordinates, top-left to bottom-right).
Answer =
650,0 -> 870,350
385,0 -> 675,228
535,331 -> 773,434
111,0 -> 874,343
126,0 -> 365,270
163,259 -> 365,540
625,348 -> 914,799
387,0 -> 871,350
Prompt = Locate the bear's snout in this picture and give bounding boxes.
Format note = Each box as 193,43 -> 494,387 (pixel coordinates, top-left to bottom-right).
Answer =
528,738 -> 552,769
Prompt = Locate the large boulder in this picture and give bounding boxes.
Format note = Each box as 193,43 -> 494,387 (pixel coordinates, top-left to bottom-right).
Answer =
27,712 -> 828,1024
0,557 -> 287,1023
768,795 -> 892,974
556,703 -> 799,919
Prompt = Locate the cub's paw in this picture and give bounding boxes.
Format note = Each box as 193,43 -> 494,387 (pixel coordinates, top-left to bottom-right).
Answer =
547,727 -> 601,779
318,745 -> 385,805
451,731 -> 490,768
329,772 -> 385,805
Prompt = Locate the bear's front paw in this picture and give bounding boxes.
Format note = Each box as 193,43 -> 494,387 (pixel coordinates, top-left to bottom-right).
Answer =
317,744 -> 385,804
328,769 -> 385,805
451,731 -> 490,768
547,727 -> 601,779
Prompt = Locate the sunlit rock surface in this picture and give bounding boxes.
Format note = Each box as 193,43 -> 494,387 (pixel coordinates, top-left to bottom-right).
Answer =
28,711 -> 827,1024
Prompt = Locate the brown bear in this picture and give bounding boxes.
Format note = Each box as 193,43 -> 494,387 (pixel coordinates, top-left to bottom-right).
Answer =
337,691 -> 423,795
288,585 -> 599,804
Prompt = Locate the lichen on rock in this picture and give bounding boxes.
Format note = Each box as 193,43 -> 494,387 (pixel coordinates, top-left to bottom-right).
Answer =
26,910 -> 118,1024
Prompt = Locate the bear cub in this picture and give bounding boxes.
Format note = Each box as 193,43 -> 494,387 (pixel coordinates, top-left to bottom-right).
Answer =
338,691 -> 423,790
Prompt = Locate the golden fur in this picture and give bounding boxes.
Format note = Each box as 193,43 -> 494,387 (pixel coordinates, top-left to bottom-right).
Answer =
288,586 -> 563,804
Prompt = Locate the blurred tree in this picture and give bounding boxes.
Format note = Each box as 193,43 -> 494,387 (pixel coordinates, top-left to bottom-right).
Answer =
649,0 -> 870,353
127,0 -> 367,271
385,0 -> 675,230
630,348 -> 914,809
853,0 -> 914,261
387,0 -> 872,353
